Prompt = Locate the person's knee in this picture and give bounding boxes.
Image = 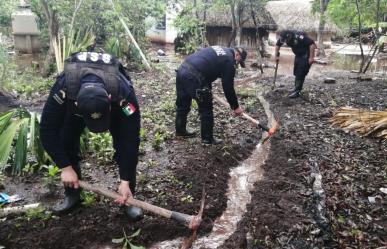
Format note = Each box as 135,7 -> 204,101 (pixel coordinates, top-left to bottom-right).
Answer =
199,108 -> 213,119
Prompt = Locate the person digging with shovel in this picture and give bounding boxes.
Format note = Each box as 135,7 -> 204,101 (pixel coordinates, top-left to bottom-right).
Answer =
40,52 -> 143,221
275,30 -> 316,98
175,46 -> 246,144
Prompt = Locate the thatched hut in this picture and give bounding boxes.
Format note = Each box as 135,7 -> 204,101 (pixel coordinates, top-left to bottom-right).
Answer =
265,0 -> 341,48
204,6 -> 278,49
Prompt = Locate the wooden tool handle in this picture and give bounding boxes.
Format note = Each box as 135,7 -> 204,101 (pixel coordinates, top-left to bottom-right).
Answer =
213,94 -> 260,126
79,180 -> 193,226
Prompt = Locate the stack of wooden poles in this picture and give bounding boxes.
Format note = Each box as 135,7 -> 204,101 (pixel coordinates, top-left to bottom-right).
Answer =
331,107 -> 387,140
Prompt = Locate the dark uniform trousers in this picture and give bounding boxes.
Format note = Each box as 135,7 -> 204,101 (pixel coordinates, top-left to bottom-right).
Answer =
294,55 -> 311,82
175,67 -> 214,139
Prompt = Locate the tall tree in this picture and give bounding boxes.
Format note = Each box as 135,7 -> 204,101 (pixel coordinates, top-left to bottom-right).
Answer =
227,0 -> 249,46
39,0 -> 59,76
317,0 -> 329,57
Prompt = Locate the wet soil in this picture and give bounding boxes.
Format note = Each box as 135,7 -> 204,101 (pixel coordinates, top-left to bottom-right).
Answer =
0,53 -> 264,248
222,69 -> 387,248
1,49 -> 386,249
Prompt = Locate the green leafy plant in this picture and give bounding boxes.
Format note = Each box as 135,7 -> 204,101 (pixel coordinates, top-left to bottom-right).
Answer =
181,195 -> 193,204
81,190 -> 96,207
0,109 -> 48,175
88,132 -> 114,164
151,131 -> 163,151
112,228 -> 145,249
42,165 -> 60,193
25,205 -> 51,221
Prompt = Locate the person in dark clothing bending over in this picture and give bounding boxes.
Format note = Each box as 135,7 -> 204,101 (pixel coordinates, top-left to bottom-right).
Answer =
275,30 -> 316,98
175,46 -> 246,145
40,52 -> 143,221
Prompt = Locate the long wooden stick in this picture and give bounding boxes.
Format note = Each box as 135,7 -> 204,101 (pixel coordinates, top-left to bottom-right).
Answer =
79,181 -> 199,229
0,203 -> 41,217
213,94 -> 263,129
108,0 -> 151,71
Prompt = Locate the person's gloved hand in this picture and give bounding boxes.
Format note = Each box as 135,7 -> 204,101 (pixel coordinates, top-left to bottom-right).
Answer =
233,106 -> 243,116
115,180 -> 133,205
61,166 -> 79,189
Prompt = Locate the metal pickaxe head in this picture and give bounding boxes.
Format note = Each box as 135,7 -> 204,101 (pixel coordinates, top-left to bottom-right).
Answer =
257,118 -> 280,144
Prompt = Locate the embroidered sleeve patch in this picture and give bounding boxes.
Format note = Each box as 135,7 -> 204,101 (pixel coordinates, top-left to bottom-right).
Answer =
122,102 -> 136,116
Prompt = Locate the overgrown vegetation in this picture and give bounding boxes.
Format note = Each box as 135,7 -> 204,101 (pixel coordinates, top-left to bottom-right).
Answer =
0,109 -> 48,175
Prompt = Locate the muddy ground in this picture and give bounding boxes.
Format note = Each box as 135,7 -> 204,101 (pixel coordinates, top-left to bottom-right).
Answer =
0,49 -> 386,249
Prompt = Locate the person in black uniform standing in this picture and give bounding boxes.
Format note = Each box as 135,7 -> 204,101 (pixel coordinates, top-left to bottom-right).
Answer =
275,30 -> 316,98
40,52 -> 143,221
175,46 -> 246,145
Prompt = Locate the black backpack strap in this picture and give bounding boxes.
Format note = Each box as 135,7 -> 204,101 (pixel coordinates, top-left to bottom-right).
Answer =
64,62 -> 120,101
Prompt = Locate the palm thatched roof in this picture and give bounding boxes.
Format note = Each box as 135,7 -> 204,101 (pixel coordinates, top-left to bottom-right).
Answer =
265,0 -> 341,33
205,5 -> 278,31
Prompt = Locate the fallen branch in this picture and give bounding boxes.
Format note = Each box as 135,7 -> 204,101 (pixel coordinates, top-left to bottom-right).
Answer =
0,203 -> 41,217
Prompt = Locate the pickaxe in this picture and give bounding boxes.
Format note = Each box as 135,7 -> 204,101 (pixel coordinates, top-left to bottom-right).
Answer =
79,180 -> 205,230
213,95 -> 279,142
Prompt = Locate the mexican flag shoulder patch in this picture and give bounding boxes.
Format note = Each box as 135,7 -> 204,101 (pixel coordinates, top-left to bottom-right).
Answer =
122,102 -> 136,116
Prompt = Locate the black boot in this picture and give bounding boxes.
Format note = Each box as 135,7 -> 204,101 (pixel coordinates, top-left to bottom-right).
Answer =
288,80 -> 304,98
201,119 -> 223,145
52,189 -> 81,215
125,205 -> 144,222
175,115 -> 196,138
53,163 -> 82,215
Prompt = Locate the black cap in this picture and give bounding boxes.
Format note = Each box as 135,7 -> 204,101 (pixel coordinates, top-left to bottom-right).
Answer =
235,47 -> 247,68
77,83 -> 110,133
279,30 -> 295,44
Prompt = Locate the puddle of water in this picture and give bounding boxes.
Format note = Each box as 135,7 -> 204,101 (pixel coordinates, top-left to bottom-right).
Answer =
331,53 -> 368,71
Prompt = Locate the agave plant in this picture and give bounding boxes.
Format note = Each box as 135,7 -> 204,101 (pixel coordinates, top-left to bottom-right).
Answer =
53,29 -> 96,73
0,108 -> 48,175
105,37 -> 124,58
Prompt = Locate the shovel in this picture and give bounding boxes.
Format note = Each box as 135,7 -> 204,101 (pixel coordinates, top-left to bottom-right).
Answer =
79,180 -> 205,230
213,95 -> 279,142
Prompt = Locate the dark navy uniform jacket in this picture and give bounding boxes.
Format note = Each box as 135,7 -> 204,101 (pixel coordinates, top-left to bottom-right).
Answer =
183,46 -> 239,110
40,72 -> 140,182
276,32 -> 315,57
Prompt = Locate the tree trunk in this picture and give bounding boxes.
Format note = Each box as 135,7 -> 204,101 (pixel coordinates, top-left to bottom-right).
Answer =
354,0 -> 365,72
235,26 -> 242,46
362,0 -> 381,73
201,0 -> 209,47
228,1 -> 237,47
40,0 -> 59,77
317,0 -> 328,57
235,2 -> 244,46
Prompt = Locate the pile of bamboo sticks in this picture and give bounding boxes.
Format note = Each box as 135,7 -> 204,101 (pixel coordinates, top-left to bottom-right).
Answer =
331,107 -> 387,140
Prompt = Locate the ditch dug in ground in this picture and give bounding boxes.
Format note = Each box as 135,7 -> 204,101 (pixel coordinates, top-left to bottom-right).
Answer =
0,50 -> 386,249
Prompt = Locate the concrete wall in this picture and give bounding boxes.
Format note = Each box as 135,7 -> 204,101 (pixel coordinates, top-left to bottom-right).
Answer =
11,8 -> 41,53
145,3 -> 179,44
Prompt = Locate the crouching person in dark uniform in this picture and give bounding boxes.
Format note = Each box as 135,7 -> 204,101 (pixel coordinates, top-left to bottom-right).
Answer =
175,46 -> 246,144
40,52 -> 143,221
275,30 -> 316,98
